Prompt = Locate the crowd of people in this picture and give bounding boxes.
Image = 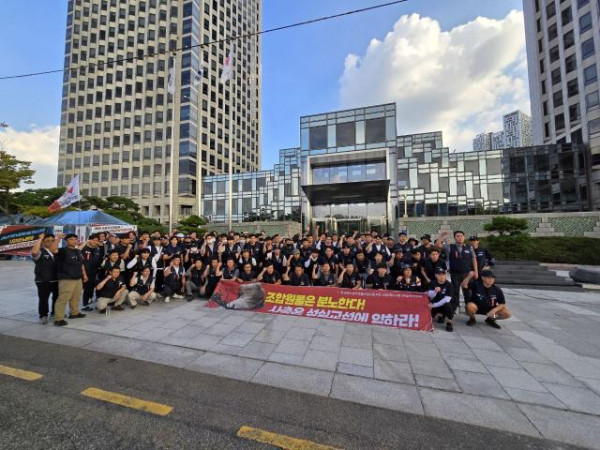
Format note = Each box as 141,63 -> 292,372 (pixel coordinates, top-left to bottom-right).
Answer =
31,228 -> 510,332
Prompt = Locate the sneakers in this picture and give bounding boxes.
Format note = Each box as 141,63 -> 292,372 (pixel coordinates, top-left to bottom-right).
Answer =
40,317 -> 48,325
186,294 -> 194,302
82,306 -> 93,312
69,313 -> 86,319
130,304 -> 138,310
140,300 -> 150,306
98,308 -> 106,314
436,315 -> 445,324
164,297 -> 170,303
485,317 -> 501,329
466,317 -> 476,327
173,294 -> 184,299
445,322 -> 454,332
54,320 -> 68,327
111,305 -> 125,311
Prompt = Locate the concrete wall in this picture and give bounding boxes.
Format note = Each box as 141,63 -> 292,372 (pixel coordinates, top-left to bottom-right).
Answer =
398,212 -> 600,239
205,221 -> 303,237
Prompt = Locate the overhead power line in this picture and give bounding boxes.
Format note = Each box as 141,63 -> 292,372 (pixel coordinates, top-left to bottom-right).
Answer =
0,0 -> 409,81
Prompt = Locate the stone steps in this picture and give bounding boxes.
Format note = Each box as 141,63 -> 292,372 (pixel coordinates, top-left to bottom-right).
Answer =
491,260 -> 581,289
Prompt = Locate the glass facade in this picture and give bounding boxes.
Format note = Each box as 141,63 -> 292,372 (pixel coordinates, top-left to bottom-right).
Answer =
202,103 -> 592,232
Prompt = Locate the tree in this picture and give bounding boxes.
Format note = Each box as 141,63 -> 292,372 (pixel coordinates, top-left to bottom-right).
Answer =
0,149 -> 35,223
105,196 -> 139,212
13,187 -> 65,208
177,215 -> 207,234
483,216 -> 528,236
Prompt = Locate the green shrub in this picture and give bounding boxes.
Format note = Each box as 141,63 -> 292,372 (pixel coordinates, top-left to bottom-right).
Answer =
483,216 -> 528,236
481,235 -> 600,264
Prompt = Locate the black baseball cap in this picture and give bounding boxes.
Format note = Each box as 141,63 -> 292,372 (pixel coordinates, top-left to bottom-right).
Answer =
480,269 -> 495,278
140,248 -> 151,253
469,236 -> 480,241
421,234 -> 431,241
435,266 -> 447,274
376,262 -> 388,269
65,233 -> 78,240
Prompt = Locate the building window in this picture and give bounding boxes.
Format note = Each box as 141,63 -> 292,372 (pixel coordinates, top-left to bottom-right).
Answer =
567,78 -> 579,96
584,64 -> 598,85
551,67 -> 561,85
579,12 -> 592,32
549,45 -> 560,63
553,90 -> 563,107
561,5 -> 572,25
336,122 -> 355,147
563,30 -> 574,49
577,0 -> 590,8
586,90 -> 600,110
555,113 -> 565,131
309,126 -> 328,150
582,38 -> 595,59
546,1 -> 556,18
565,54 -> 577,73
569,103 -> 581,122
365,118 -> 386,144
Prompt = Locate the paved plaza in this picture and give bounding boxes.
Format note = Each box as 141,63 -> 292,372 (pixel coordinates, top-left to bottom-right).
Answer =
1,261 -> 600,448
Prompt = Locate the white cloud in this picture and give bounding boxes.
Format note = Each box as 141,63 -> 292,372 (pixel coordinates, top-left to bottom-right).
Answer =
0,125 -> 60,188
339,10 -> 530,151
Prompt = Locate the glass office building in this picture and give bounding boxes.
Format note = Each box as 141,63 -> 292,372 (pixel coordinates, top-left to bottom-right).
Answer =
201,103 -> 592,234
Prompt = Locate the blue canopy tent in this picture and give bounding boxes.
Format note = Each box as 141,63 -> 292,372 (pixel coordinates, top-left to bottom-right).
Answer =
40,210 -> 129,226
39,210 -> 135,241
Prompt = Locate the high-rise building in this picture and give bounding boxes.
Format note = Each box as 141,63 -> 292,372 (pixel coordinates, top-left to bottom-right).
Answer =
504,110 -> 533,148
473,132 -> 493,151
491,131 -> 506,150
523,0 -> 600,208
473,111 -> 532,151
57,0 -> 261,225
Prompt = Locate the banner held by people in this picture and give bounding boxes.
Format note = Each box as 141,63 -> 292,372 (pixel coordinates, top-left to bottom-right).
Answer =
207,280 -> 433,332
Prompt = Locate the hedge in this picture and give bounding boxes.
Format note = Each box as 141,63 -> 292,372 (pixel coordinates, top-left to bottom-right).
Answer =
480,235 -> 600,265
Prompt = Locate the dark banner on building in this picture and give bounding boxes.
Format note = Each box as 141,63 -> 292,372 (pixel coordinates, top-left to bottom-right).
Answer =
0,225 -> 51,255
207,280 -> 433,331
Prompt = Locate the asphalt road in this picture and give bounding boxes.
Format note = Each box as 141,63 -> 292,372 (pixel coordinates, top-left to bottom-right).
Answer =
0,334 -> 584,450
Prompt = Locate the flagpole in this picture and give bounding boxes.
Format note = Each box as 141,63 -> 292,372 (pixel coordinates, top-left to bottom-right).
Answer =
227,46 -> 235,232
168,54 -> 177,235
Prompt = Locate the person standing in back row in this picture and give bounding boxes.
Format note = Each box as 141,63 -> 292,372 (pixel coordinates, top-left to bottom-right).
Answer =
31,233 -> 58,324
51,233 -> 88,327
442,230 -> 478,313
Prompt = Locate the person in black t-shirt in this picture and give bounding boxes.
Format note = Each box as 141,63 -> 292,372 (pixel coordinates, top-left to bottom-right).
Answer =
239,263 -> 257,282
52,233 -> 88,326
462,270 -> 511,329
284,265 -> 311,286
338,263 -> 361,289
365,263 -> 392,290
95,267 -> 128,313
31,233 -> 58,324
395,265 -> 422,291
312,262 -> 336,287
420,248 -> 446,289
127,266 -> 156,306
185,259 -> 205,300
221,258 -> 240,282
257,261 -> 281,285
427,267 -> 455,332
80,233 -> 103,312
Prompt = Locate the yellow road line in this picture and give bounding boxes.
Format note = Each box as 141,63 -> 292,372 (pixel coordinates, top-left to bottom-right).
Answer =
0,364 -> 43,381
81,387 -> 173,416
237,426 -> 341,450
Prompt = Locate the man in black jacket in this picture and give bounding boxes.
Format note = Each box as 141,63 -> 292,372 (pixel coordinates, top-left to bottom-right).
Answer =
31,233 -> 58,324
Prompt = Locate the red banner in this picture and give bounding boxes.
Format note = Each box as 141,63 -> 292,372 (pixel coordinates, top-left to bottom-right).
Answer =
207,281 -> 433,332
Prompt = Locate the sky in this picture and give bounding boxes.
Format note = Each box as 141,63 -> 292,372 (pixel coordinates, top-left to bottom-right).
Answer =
0,0 -> 526,188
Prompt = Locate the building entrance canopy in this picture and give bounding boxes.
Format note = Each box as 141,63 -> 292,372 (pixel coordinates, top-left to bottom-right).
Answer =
301,180 -> 390,205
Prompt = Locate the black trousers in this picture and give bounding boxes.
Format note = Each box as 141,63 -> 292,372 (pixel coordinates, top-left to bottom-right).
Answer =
36,281 -> 58,318
432,302 -> 455,320
154,270 -> 164,292
82,278 -> 97,306
162,283 -> 183,297
450,272 -> 469,312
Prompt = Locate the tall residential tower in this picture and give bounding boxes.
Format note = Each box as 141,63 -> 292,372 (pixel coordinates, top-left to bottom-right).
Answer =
57,0 -> 261,224
523,0 -> 600,208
